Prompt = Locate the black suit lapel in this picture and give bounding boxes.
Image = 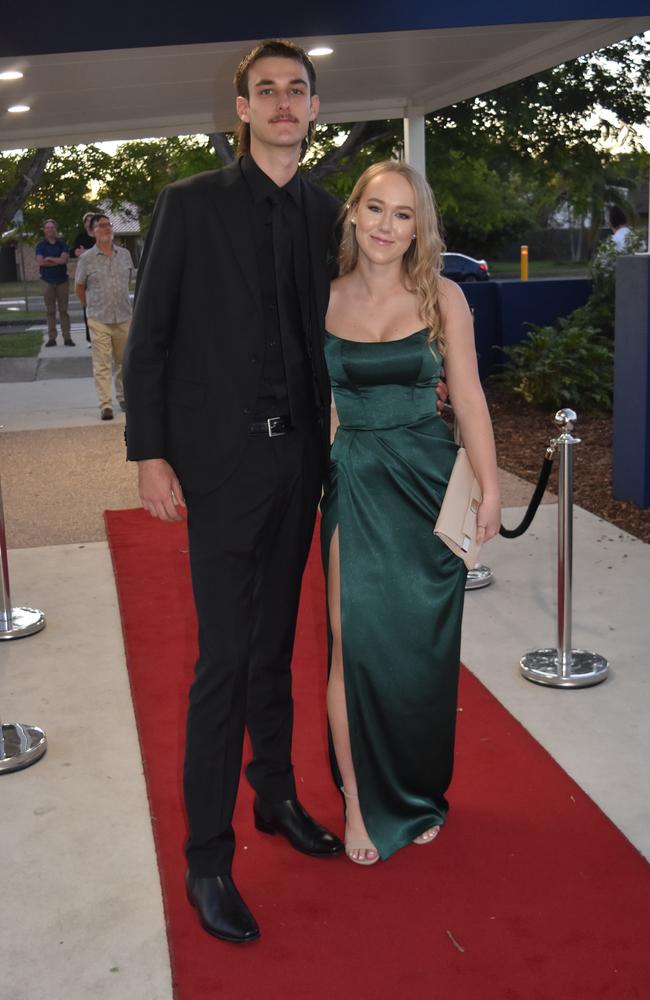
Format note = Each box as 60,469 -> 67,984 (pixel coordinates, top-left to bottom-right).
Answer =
302,182 -> 332,328
301,181 -> 340,414
212,162 -> 262,316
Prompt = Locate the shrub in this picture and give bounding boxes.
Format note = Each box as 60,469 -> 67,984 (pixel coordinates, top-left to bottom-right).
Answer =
495,317 -> 613,412
494,229 -> 644,412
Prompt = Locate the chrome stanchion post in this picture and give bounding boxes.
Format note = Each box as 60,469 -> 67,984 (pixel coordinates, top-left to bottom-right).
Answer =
0,474 -> 46,640
466,564 -> 493,590
0,716 -> 47,773
557,408 -> 574,679
0,457 -> 48,770
520,408 -> 609,688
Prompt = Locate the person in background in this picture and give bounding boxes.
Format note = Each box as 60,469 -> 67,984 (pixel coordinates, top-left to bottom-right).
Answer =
609,206 -> 632,251
71,211 -> 97,258
75,213 -> 133,421
71,211 -> 97,344
35,219 -> 75,347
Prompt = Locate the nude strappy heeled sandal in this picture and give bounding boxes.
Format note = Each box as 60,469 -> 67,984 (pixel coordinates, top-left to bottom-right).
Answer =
340,787 -> 379,866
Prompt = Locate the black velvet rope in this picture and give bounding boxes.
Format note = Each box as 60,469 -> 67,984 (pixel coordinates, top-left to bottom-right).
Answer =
499,456 -> 554,539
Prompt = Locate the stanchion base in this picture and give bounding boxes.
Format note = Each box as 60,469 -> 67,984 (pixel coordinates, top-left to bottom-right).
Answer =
0,723 -> 47,774
0,607 -> 46,640
520,648 -> 609,688
466,565 -> 494,590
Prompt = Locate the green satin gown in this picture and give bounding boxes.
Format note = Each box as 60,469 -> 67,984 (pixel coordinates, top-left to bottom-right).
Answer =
320,329 -> 468,860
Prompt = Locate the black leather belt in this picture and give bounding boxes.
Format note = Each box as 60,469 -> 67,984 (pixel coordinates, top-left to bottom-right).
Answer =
250,415 -> 293,437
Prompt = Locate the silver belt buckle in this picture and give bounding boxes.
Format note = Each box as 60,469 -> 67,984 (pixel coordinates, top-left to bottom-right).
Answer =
267,416 -> 286,437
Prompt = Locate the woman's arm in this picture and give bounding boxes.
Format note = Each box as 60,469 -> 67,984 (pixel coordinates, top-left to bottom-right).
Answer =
439,278 -> 501,543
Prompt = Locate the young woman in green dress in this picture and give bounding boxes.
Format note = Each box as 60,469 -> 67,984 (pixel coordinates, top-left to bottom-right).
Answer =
321,162 -> 500,865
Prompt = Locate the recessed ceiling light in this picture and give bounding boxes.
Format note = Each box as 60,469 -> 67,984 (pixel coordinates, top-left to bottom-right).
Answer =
308,47 -> 333,57
0,70 -> 23,81
8,104 -> 30,113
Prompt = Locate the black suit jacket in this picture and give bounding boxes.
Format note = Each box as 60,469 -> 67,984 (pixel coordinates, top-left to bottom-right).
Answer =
123,161 -> 340,493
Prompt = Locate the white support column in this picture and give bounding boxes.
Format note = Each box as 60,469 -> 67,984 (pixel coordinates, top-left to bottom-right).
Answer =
403,109 -> 426,176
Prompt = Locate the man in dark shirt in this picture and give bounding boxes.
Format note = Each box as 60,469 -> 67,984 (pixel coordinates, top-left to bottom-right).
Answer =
123,40 -> 343,945
35,219 -> 75,346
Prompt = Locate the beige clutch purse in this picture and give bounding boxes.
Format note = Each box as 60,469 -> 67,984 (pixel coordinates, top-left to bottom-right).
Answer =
434,447 -> 483,569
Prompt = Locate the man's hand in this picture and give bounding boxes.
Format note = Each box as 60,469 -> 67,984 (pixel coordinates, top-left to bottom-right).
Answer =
435,370 -> 449,413
138,458 -> 185,522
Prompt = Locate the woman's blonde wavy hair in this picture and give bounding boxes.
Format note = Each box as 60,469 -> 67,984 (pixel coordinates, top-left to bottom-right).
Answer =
338,161 -> 447,353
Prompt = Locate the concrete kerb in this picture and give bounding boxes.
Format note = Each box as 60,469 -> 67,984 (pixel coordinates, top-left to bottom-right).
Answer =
0,357 -> 40,382
0,322 -> 92,382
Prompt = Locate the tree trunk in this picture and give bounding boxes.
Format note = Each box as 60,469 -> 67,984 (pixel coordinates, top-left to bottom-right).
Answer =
306,122 -> 395,181
207,122 -> 395,181
0,147 -> 53,233
208,133 -> 236,166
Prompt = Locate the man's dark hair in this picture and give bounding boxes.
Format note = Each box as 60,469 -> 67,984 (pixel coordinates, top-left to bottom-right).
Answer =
89,213 -> 110,231
609,205 -> 627,229
233,39 -> 317,159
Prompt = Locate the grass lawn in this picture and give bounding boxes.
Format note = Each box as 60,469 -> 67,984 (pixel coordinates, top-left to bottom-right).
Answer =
0,331 -> 43,357
0,309 -> 46,322
0,280 -> 42,297
489,260 -> 589,279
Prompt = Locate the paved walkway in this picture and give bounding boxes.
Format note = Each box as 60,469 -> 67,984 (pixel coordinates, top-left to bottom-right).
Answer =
1,320 -> 93,384
1,355 -> 648,1000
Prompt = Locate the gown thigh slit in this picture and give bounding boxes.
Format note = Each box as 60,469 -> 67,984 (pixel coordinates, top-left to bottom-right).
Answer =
325,526 -> 357,797
320,329 -> 468,860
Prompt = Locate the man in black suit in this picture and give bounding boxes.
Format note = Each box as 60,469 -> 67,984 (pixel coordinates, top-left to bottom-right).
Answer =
123,40 -> 343,944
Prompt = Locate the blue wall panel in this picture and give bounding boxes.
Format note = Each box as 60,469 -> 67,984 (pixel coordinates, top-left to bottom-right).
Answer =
498,279 -> 592,349
613,257 -> 650,508
462,278 -> 592,379
459,283 -> 500,381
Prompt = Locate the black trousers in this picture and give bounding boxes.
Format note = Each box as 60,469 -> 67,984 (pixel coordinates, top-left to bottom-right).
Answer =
183,423 -> 322,876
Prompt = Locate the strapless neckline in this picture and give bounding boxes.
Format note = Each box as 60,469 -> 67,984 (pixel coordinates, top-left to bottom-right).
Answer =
325,329 -> 427,345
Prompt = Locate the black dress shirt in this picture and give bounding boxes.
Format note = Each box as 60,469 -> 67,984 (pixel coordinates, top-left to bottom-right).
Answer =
240,154 -> 314,424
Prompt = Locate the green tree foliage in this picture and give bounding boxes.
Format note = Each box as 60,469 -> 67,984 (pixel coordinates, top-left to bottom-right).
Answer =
0,145 -> 111,243
303,35 -> 650,255
98,136 -> 220,230
425,35 -> 650,254
588,228 -> 646,336
426,148 -> 535,256
305,122 -> 397,197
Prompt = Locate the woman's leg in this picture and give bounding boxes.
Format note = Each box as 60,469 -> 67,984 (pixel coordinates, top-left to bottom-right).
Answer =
326,527 -> 378,863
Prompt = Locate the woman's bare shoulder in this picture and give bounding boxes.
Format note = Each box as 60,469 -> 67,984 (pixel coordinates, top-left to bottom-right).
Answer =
438,275 -> 471,318
329,273 -> 355,308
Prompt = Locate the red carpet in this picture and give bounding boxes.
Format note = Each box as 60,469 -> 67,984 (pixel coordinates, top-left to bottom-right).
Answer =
106,508 -> 649,1000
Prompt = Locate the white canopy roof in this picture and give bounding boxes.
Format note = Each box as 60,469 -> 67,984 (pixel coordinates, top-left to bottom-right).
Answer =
1,16 -> 649,150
